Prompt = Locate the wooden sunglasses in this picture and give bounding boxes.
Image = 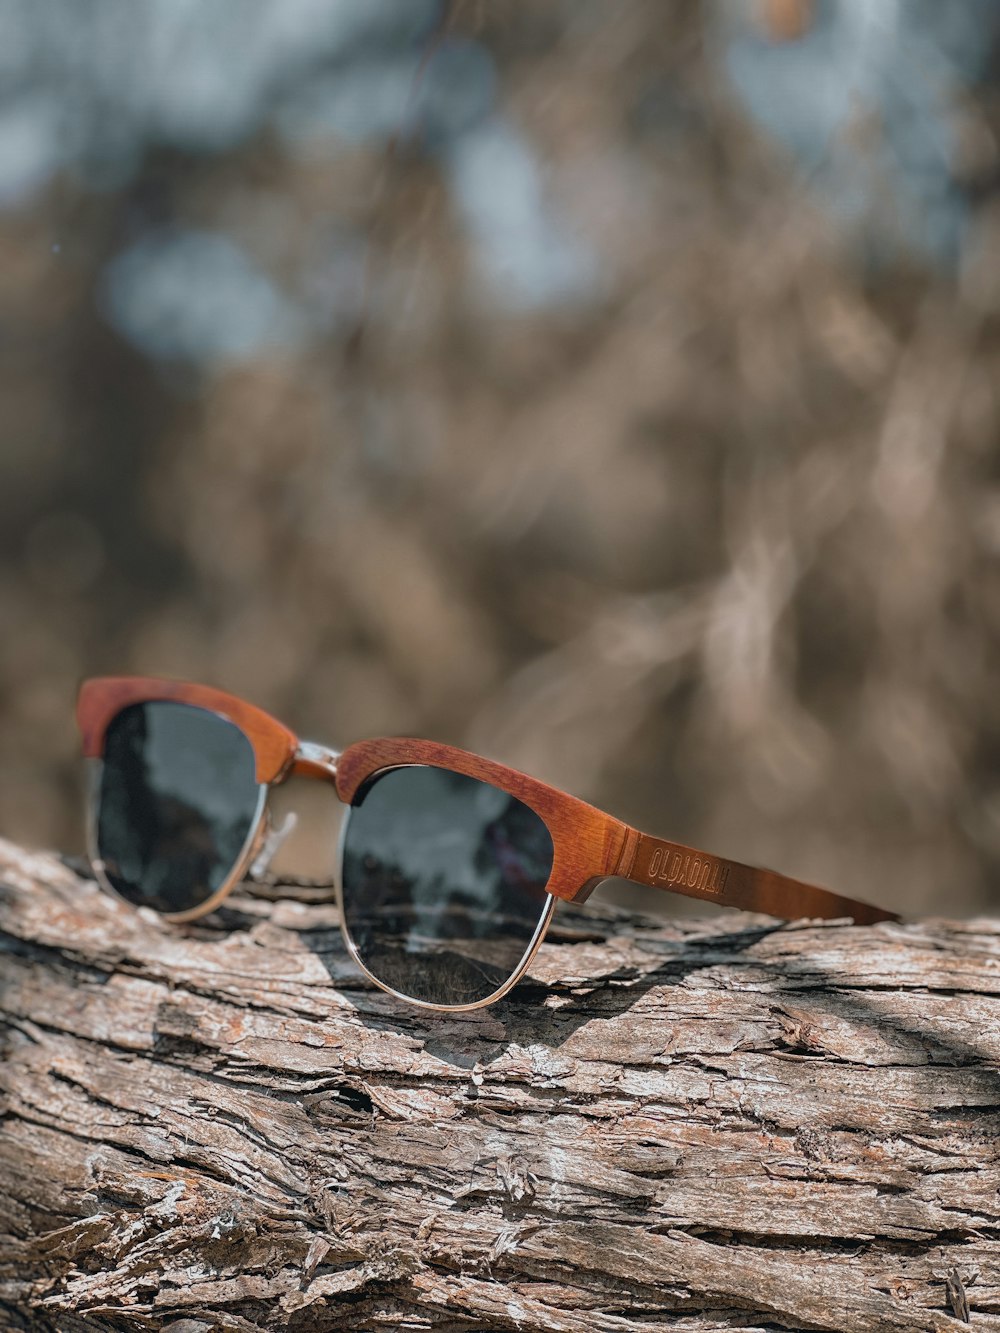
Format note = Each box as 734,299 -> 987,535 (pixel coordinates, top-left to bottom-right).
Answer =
77,676 -> 898,1011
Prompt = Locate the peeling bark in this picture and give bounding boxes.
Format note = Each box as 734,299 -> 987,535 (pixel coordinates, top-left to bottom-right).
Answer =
1,839 -> 998,1331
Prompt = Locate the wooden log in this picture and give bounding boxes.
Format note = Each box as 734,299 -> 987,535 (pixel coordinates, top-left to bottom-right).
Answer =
1,837 -> 998,1332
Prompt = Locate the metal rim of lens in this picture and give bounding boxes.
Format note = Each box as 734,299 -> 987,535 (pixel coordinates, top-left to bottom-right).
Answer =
333,776 -> 556,1013
85,755 -> 270,924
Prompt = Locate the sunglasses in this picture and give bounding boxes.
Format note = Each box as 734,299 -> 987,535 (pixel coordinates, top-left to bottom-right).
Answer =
76,676 -> 898,1011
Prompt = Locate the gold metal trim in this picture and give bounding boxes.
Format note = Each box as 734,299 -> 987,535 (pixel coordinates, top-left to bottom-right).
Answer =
332,789 -> 557,1013
84,757 -> 270,925
295,738 -> 340,775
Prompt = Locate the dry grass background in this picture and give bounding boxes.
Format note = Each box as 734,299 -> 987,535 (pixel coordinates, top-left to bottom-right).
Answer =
1,0 -> 999,917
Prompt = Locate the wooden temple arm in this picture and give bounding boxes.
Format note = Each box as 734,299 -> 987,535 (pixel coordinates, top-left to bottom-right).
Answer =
614,828 -> 900,925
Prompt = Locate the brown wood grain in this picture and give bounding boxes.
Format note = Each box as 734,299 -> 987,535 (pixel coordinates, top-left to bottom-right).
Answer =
0,838 -> 995,1332
77,676 -> 299,784
336,736 -> 628,903
622,829 -> 898,925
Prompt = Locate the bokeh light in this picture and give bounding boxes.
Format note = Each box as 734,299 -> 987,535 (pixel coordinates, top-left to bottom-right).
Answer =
2,0 -> 1000,916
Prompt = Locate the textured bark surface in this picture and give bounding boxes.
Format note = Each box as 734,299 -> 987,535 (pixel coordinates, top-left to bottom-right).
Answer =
1,838 -> 999,1332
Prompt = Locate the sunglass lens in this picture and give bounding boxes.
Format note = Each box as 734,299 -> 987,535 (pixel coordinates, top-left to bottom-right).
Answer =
339,765 -> 554,1008
95,701 -> 263,914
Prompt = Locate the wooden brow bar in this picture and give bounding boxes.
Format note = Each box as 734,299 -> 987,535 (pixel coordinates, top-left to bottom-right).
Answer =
615,828 -> 899,925
335,736 -> 897,925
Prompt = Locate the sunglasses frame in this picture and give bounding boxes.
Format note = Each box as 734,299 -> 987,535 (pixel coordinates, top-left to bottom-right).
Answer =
78,676 -> 899,1010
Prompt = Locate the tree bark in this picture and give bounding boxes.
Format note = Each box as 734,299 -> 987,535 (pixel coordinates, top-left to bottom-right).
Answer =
1,838 -> 999,1332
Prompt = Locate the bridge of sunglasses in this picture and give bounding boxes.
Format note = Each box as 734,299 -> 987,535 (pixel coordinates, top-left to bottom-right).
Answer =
243,739 -> 343,882
288,738 -> 341,783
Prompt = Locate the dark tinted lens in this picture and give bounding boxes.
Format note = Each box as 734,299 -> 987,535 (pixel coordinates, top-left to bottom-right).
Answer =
96,701 -> 263,914
340,765 -> 554,1007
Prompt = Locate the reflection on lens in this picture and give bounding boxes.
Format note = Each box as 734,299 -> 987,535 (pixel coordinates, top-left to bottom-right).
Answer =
339,765 -> 555,1007
96,701 -> 263,914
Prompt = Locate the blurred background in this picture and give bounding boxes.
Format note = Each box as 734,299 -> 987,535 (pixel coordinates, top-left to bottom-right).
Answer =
2,0 -> 1000,917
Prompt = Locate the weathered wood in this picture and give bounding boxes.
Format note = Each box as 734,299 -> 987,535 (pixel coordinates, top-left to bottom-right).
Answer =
1,837 -> 998,1332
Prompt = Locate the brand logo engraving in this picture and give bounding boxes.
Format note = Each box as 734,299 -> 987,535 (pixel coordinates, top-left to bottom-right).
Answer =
647,846 -> 730,896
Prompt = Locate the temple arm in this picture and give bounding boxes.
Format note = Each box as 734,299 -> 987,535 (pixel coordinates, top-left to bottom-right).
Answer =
615,828 -> 899,925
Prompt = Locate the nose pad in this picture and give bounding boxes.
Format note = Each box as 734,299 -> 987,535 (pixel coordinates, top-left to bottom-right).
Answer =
249,810 -> 299,879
